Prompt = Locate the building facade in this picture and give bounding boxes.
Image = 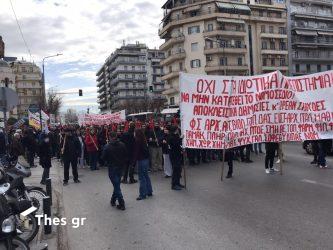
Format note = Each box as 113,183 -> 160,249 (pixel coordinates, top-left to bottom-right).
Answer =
288,0 -> 333,75
96,43 -> 165,113
159,0 -> 288,106
11,60 -> 43,118
0,59 -> 18,122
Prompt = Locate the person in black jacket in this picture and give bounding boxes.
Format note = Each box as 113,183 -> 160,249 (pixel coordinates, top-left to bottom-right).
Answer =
102,131 -> 127,211
168,126 -> 184,191
22,129 -> 37,168
38,133 -> 52,185
120,123 -> 137,184
0,128 -> 6,156
61,128 -> 82,186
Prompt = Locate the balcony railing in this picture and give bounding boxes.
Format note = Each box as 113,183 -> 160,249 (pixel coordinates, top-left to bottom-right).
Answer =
292,37 -> 333,44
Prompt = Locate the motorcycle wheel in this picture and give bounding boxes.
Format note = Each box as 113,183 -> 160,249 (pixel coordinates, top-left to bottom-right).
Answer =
27,189 -> 47,215
16,213 -> 39,243
12,236 -> 30,250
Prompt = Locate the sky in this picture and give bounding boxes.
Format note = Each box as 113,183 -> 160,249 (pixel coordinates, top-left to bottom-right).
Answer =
0,0 -> 165,113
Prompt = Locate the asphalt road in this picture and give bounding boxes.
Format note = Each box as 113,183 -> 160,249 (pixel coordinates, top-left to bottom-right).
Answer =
59,142 -> 333,250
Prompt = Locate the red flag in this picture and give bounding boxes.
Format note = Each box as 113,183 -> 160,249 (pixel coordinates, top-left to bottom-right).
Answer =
112,123 -> 117,132
135,120 -> 142,129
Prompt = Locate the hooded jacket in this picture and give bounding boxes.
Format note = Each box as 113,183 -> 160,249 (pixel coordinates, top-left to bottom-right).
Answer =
102,139 -> 127,171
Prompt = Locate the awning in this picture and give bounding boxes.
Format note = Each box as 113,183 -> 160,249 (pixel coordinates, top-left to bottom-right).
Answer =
216,2 -> 234,11
295,30 -> 318,36
161,108 -> 179,115
318,31 -> 333,36
183,5 -> 201,13
127,112 -> 153,117
234,4 -> 251,12
217,18 -> 245,24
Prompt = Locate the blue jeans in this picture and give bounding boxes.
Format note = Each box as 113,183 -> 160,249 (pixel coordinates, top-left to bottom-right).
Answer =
138,159 -> 153,198
318,141 -> 327,167
108,167 -> 123,201
89,151 -> 98,170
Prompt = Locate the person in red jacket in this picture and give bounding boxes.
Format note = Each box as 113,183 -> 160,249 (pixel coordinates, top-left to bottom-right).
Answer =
85,127 -> 99,171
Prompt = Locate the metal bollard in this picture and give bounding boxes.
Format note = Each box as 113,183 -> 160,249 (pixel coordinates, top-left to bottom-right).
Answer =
43,196 -> 52,235
46,178 -> 52,206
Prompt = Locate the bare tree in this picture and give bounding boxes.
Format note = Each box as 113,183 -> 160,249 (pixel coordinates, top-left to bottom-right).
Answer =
45,91 -> 62,117
64,109 -> 78,124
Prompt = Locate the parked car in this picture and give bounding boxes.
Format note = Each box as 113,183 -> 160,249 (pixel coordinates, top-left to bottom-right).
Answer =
303,140 -> 333,155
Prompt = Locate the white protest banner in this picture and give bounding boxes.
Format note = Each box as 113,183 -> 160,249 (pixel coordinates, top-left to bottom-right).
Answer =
79,110 -> 126,126
180,71 -> 333,149
28,110 -> 49,130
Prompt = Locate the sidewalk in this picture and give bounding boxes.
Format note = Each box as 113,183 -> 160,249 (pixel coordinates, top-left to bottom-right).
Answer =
25,158 -> 65,250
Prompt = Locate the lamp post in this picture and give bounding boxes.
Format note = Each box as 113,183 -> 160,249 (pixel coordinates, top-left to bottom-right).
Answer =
40,53 -> 62,132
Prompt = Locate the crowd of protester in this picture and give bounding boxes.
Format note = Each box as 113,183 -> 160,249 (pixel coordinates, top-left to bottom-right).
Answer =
0,119 -> 331,211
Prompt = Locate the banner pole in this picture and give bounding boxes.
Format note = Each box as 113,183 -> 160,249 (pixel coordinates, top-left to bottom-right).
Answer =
183,150 -> 187,189
221,149 -> 225,182
279,143 -> 283,176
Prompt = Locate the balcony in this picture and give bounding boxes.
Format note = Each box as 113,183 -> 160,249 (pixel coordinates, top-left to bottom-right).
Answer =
160,33 -> 185,51
293,52 -> 333,62
205,64 -> 249,73
204,45 -> 247,55
98,84 -> 106,93
291,10 -> 333,21
161,70 -> 182,81
262,66 -> 288,71
260,32 -> 287,39
292,37 -> 333,47
160,50 -> 186,66
203,27 -> 247,38
261,49 -> 288,55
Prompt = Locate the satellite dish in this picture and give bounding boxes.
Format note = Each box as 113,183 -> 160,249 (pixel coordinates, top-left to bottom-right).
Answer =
0,87 -> 19,111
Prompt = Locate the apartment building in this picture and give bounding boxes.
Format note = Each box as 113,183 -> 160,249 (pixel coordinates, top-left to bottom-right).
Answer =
11,60 -> 43,118
289,0 -> 333,75
159,0 -> 288,106
97,43 -> 165,113
0,59 -> 18,122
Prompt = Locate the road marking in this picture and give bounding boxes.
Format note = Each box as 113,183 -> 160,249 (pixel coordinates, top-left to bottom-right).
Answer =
301,179 -> 333,189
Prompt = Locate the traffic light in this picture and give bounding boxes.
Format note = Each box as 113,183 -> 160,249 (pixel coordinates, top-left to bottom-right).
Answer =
79,89 -> 83,96
149,86 -> 153,92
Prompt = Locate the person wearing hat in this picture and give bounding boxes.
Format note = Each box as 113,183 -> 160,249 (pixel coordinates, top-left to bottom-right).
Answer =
61,128 -> 82,186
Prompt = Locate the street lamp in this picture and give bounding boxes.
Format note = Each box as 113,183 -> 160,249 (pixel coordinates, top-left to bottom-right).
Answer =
40,53 -> 62,131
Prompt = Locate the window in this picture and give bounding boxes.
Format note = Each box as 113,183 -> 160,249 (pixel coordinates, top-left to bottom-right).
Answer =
191,59 -> 201,68
21,67 -> 27,73
191,42 -> 198,52
22,75 -> 26,80
263,58 -> 267,66
29,67 -> 33,73
133,83 -> 136,88
220,57 -> 227,66
206,56 -> 212,62
271,58 -> 275,66
279,27 -> 286,34
207,23 -> 213,32
261,25 -> 266,33
142,66 -> 145,70
208,6 -> 211,14
238,57 -> 243,66
270,42 -> 275,50
306,64 -> 311,73
32,90 -> 36,95
296,64 -> 300,72
188,26 -> 200,34
279,42 -> 286,50
124,66 -> 128,70
280,58 -> 286,66
328,65 -> 331,70
269,26 -> 274,34
267,12 -> 271,17
236,24 -> 241,31
259,10 -> 263,17
132,74 -> 135,79
235,40 -> 242,48
276,12 -> 282,18
262,41 -> 267,49
132,66 -> 135,70
317,64 -> 321,72
179,62 -> 183,71
170,97 -> 175,105
169,66 -> 172,73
